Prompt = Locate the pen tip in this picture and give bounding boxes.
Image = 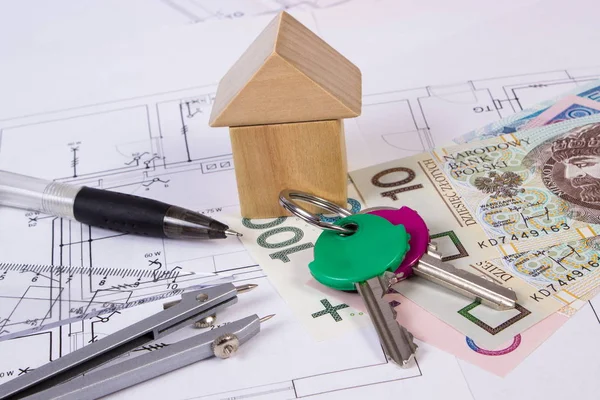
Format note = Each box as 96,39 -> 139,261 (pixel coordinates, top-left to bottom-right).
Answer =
225,229 -> 243,237
235,283 -> 258,294
259,314 -> 275,323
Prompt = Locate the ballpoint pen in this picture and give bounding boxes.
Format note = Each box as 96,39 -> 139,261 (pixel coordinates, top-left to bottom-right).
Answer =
0,170 -> 241,240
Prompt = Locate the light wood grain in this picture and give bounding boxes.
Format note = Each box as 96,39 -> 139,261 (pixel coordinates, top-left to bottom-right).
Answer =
209,14 -> 281,125
229,120 -> 348,218
275,12 -> 361,115
209,11 -> 361,127
211,54 -> 357,127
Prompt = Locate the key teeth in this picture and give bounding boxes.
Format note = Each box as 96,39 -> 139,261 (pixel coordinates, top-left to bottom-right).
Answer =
402,328 -> 417,352
361,276 -> 418,369
393,324 -> 418,367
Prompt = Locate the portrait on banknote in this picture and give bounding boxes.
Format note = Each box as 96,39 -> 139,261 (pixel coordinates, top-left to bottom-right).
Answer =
524,123 -> 600,223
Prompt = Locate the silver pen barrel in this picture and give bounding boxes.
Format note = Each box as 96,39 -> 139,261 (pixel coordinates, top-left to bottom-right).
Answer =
0,170 -> 81,219
0,170 -> 240,239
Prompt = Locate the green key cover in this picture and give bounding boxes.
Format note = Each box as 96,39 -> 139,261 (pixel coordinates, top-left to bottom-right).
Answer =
309,214 -> 410,291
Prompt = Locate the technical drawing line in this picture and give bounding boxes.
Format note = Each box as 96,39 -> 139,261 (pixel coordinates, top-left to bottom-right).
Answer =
178,102 -> 192,162
0,288 -> 184,342
70,146 -> 79,178
160,0 -> 203,23
590,301 -> 600,325
295,371 -> 422,398
57,233 -> 129,247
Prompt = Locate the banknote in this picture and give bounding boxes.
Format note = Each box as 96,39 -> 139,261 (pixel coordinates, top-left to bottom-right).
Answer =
452,116 -> 600,247
310,279 -> 569,377
365,233 -> 577,348
224,196 -> 571,365
453,80 -> 600,144
380,261 -> 561,348
371,234 -> 600,348
522,95 -> 600,130
353,114 -> 600,257
347,115 -> 600,344
499,237 -> 600,305
390,295 -> 569,377
225,183 -> 564,348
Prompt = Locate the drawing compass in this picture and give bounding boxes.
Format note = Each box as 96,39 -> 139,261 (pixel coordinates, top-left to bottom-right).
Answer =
0,282 -> 273,400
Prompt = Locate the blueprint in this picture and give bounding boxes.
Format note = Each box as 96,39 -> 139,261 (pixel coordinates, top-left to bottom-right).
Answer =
1,69 -> 599,400
0,83 -> 464,399
355,69 -> 600,163
0,1 -> 599,399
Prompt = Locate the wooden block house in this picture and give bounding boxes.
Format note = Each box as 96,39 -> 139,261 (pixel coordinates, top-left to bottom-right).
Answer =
209,11 -> 361,218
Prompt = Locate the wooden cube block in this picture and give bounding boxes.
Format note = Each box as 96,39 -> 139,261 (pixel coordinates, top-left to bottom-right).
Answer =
230,120 -> 347,218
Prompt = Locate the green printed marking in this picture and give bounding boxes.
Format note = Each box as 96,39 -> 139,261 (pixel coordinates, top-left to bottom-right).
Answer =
430,230 -> 469,262
311,299 -> 349,322
257,227 -> 304,248
242,217 -> 286,230
458,301 -> 531,335
270,242 -> 314,263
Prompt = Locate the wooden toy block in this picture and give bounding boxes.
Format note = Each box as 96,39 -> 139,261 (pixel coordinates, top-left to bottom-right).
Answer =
230,119 -> 347,218
209,11 -> 361,217
209,11 -> 361,127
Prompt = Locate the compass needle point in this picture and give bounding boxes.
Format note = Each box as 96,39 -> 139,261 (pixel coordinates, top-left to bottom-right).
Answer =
259,314 -> 275,323
235,283 -> 258,294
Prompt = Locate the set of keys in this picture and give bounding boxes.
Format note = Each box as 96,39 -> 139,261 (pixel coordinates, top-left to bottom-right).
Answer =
279,190 -> 518,368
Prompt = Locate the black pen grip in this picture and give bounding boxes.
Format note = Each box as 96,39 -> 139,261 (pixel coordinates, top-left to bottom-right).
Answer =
73,187 -> 170,237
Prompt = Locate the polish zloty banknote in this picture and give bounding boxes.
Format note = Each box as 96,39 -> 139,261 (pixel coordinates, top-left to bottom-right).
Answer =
386,292 -> 569,377
352,114 -> 600,256
308,271 -> 569,377
349,114 -> 600,327
447,115 -> 600,249
352,230 -> 599,348
227,191 -> 570,374
382,253 -> 562,348
521,95 -> 600,130
224,184 -> 563,348
454,80 -> 600,144
498,237 -> 600,316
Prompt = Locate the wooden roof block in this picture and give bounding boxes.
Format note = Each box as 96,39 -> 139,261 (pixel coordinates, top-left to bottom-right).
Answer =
209,11 -> 361,127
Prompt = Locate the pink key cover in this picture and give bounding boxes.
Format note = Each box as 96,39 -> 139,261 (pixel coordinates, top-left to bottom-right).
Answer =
367,207 -> 429,277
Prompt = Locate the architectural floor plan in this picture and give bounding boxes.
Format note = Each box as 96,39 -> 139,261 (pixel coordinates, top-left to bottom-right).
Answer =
0,83 -> 436,399
1,66 -> 599,399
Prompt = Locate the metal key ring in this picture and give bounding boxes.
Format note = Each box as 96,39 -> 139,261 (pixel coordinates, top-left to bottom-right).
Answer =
278,189 -> 355,235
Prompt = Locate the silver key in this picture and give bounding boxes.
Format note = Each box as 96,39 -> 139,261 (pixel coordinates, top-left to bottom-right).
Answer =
359,206 -> 518,310
356,272 -> 418,367
413,243 -> 517,310
307,211 -> 419,368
